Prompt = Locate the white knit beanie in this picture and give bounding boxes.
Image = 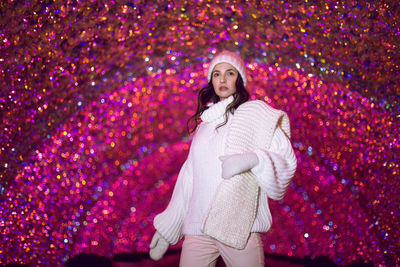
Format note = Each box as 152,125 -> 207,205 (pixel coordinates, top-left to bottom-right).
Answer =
207,50 -> 247,86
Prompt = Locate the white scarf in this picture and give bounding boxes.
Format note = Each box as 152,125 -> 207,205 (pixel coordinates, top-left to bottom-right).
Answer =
202,100 -> 291,249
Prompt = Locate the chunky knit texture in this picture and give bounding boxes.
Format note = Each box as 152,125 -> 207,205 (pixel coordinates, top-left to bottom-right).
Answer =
153,98 -> 297,248
202,100 -> 292,249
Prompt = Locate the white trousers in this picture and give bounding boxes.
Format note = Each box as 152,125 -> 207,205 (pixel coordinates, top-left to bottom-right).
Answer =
179,233 -> 265,267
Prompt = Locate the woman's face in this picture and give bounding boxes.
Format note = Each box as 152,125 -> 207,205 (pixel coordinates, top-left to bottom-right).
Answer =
211,62 -> 238,100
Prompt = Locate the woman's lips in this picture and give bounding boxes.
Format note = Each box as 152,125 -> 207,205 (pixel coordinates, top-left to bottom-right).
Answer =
219,86 -> 228,91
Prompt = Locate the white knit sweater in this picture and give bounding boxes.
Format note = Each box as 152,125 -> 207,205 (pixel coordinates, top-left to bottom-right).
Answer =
153,96 -> 297,247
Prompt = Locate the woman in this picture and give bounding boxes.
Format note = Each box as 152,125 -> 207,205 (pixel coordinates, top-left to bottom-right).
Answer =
149,50 -> 297,267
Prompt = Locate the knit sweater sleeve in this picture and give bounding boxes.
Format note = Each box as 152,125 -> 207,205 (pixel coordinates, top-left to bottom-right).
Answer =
153,149 -> 193,245
251,126 -> 297,200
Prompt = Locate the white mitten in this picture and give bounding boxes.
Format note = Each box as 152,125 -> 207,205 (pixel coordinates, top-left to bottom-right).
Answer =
219,152 -> 259,179
149,231 -> 169,261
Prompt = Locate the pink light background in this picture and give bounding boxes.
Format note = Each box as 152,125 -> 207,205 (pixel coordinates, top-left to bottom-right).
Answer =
1,1 -> 399,266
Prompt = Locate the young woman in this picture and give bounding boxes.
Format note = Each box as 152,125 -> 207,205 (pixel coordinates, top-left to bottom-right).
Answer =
149,50 -> 297,267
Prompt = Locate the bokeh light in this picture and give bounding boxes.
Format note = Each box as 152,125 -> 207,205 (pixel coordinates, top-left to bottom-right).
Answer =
1,1 -> 399,266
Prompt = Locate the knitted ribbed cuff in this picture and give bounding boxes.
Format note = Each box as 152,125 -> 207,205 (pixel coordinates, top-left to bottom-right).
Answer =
251,149 -> 271,178
153,211 -> 183,245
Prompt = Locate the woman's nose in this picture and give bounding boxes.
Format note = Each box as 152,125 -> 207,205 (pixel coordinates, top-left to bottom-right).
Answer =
220,74 -> 226,83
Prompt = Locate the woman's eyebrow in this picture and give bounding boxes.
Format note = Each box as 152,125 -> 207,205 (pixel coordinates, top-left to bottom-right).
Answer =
213,69 -> 236,73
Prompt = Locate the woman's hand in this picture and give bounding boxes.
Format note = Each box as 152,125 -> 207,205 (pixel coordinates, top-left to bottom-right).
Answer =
149,231 -> 169,261
219,152 -> 259,179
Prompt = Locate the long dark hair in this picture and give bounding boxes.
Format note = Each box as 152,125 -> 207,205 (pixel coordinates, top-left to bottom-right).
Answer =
186,74 -> 249,134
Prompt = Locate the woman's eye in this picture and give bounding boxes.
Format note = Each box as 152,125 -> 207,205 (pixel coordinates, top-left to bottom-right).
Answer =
229,72 -> 235,76
213,73 -> 219,77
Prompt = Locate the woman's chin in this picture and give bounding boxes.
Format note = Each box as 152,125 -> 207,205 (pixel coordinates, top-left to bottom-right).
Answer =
217,93 -> 234,100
